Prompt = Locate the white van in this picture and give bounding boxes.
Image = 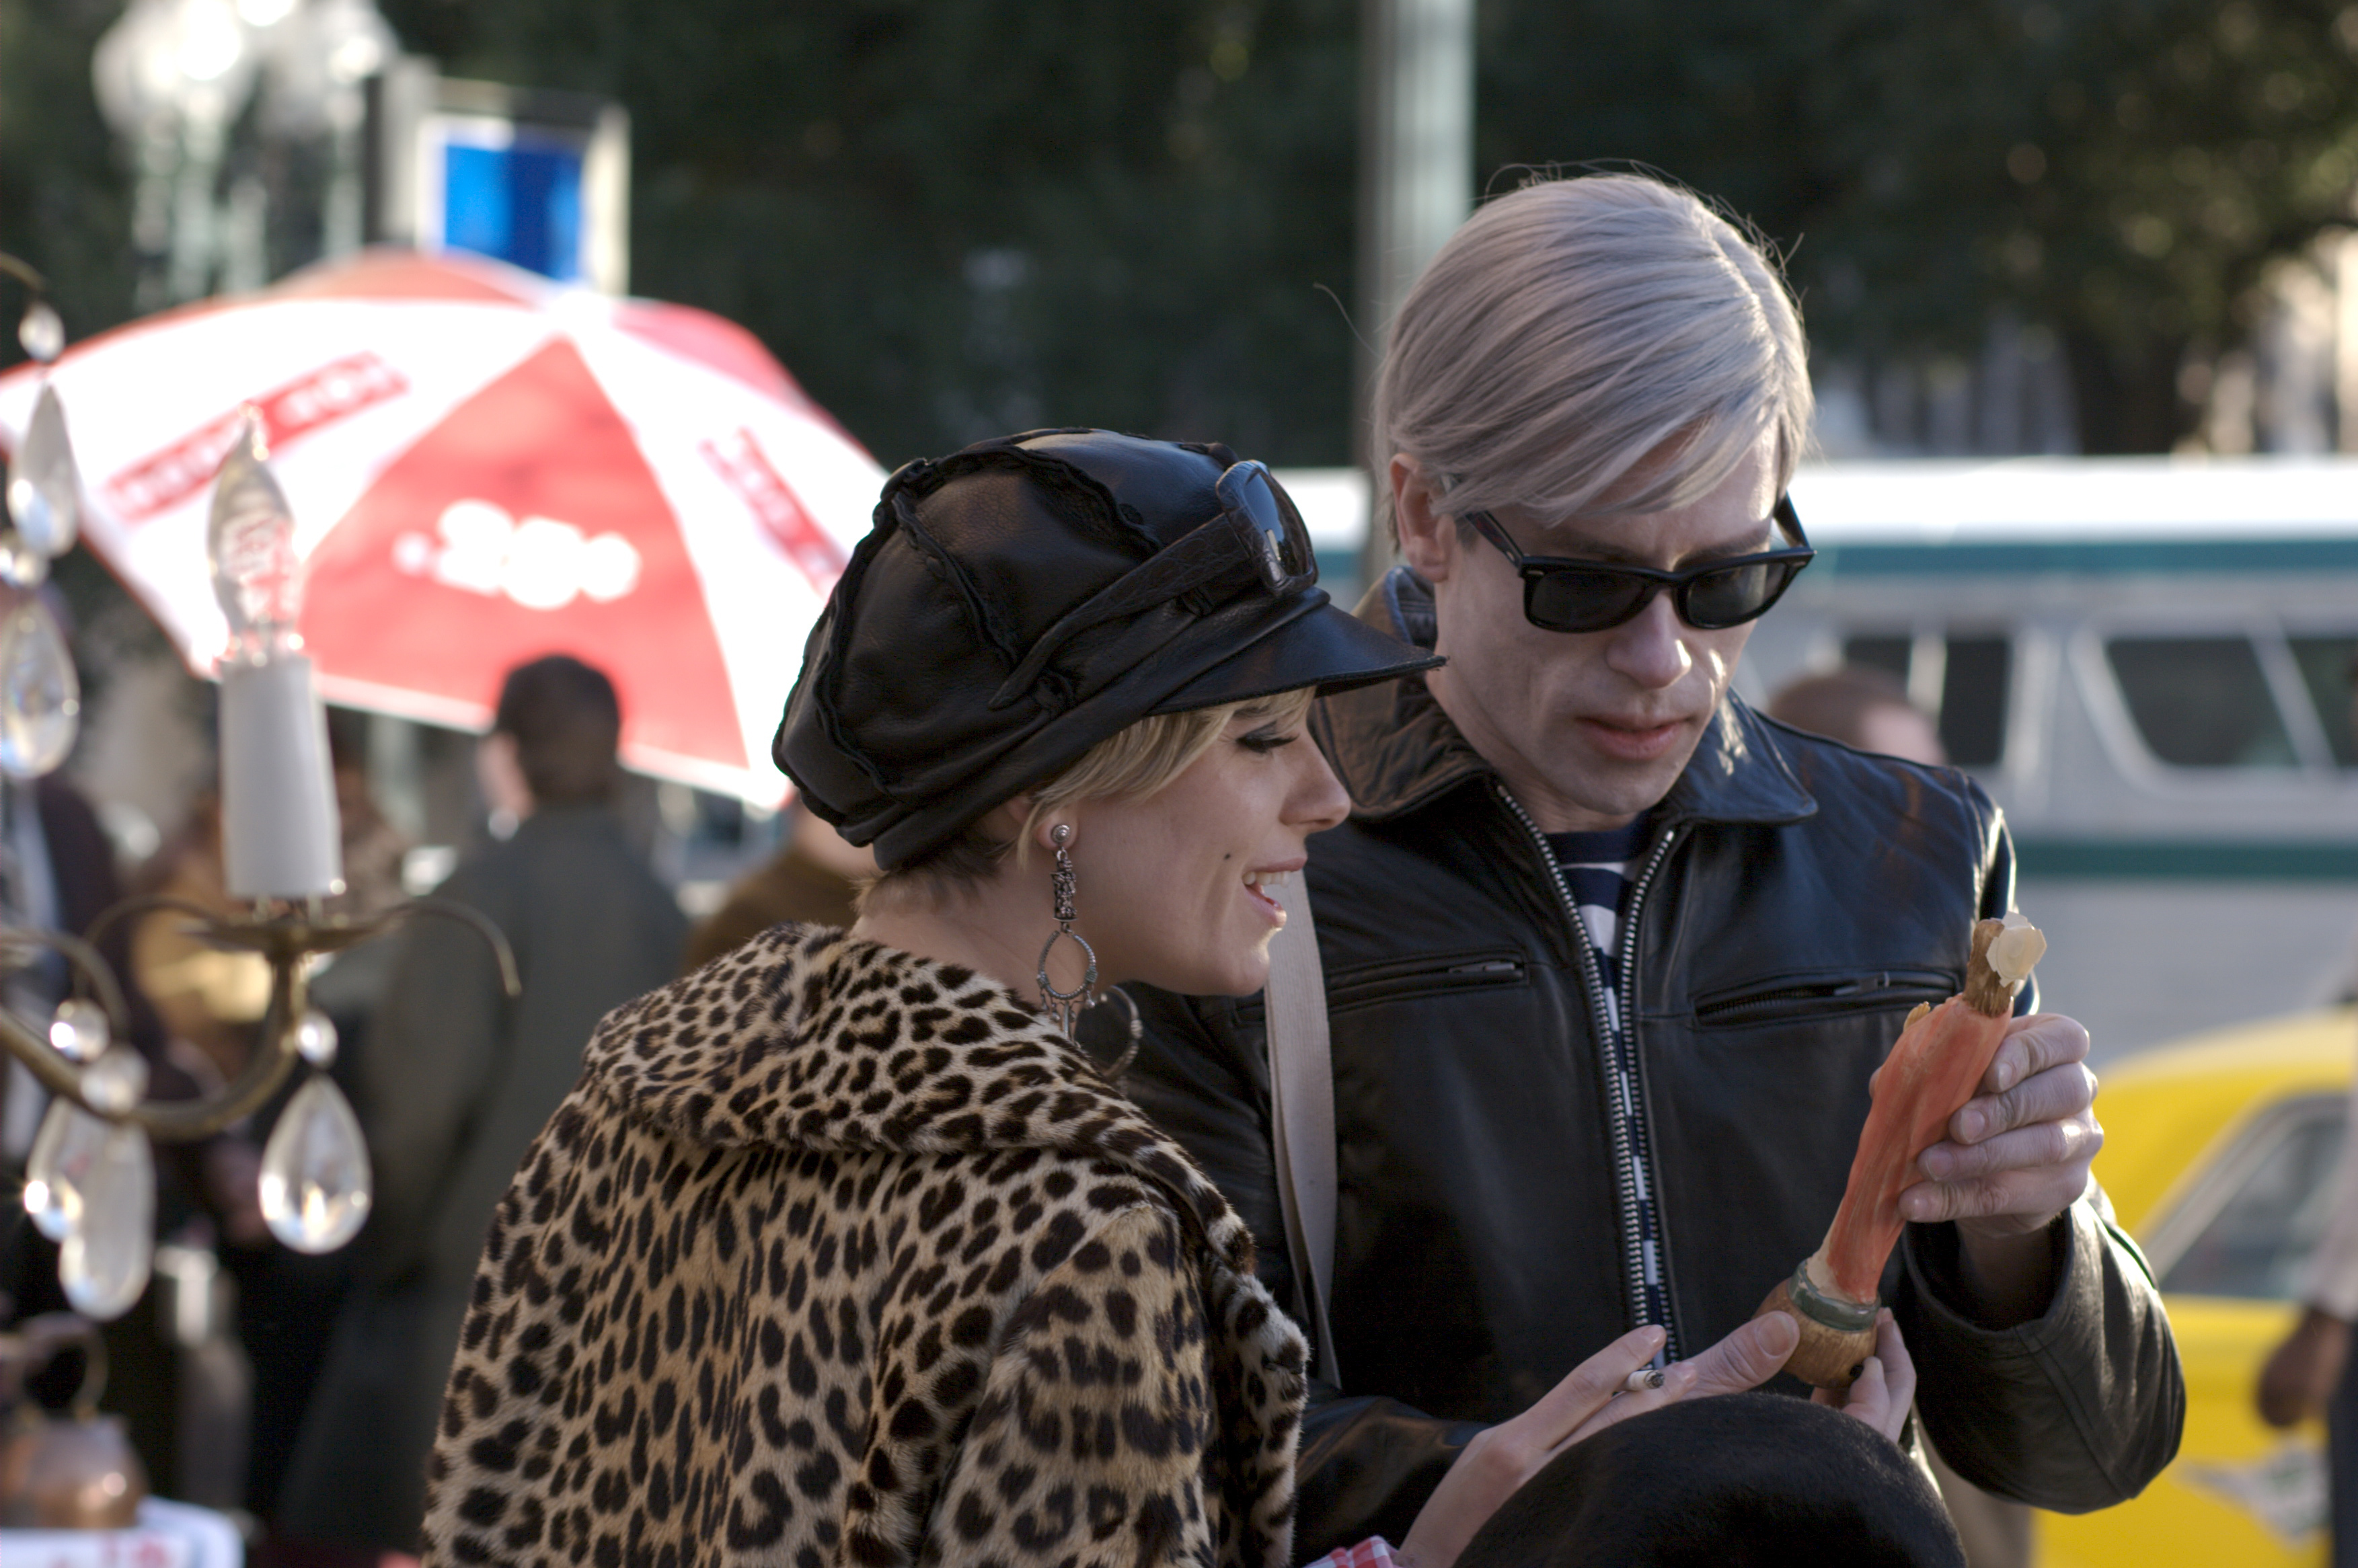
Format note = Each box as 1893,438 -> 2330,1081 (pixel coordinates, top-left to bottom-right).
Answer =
1750,457 -> 2358,1060
1283,457 -> 2358,1062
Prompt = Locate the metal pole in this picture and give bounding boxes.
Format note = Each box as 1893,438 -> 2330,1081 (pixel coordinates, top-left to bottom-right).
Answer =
1357,0 -> 1475,584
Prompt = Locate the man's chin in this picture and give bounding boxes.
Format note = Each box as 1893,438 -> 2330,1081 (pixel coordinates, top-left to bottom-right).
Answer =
1557,735 -> 1700,820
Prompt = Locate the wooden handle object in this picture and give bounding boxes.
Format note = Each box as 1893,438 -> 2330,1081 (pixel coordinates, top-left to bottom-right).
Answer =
1753,914 -> 2046,1390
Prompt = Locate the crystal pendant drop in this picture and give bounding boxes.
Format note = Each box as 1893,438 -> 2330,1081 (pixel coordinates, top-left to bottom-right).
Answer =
22,1097 -> 107,1241
18,301 -> 63,363
294,1008 -> 338,1067
49,997 -> 112,1062
259,1075 -> 371,1253
0,534 -> 48,588
79,1045 -> 149,1113
0,594 -> 80,779
59,1124 -> 154,1321
6,384 -> 81,557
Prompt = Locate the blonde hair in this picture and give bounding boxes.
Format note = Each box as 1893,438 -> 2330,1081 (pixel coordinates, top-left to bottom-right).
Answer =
1373,173 -> 1813,537
859,687 -> 1318,912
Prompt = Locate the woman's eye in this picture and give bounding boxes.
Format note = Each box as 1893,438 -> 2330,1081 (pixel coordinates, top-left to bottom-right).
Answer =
1238,728 -> 1297,754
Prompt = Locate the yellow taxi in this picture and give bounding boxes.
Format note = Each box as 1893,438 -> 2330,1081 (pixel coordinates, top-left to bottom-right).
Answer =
2036,1007 -> 2354,1567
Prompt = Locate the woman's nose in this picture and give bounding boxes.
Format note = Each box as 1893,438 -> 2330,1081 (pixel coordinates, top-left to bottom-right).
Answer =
1603,592 -> 1693,689
1287,739 -> 1352,833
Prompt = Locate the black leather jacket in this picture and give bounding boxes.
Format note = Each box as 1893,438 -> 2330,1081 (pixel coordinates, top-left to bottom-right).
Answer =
1112,570 -> 2184,1553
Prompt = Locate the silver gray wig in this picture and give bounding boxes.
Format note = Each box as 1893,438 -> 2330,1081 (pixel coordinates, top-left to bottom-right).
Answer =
1372,173 -> 1813,533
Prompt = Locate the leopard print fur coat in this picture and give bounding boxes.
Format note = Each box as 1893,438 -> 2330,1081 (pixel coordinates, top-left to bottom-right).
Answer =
422,923 -> 1308,1568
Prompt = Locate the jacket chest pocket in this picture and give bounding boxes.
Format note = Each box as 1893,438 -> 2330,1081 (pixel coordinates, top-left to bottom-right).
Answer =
1689,968 -> 1956,1029
1238,947 -> 1530,1025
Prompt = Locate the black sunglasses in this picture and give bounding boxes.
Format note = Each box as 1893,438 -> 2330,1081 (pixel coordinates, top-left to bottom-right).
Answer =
1464,495 -> 1814,633
1211,459 -> 1318,594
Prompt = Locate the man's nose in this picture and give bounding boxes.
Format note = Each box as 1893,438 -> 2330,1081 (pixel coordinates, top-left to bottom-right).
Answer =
1603,592 -> 1694,689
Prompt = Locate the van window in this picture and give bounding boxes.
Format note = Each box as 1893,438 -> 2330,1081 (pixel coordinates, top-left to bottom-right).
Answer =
1841,636 -> 1911,686
2289,635 -> 2358,766
2106,637 -> 2297,769
2160,1098 -> 2344,1300
1836,632 -> 2010,769
1940,637 -> 2010,769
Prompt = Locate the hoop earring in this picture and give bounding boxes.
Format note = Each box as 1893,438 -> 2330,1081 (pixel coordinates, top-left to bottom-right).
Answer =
1087,986 -> 1143,1079
1035,824 -> 1096,1036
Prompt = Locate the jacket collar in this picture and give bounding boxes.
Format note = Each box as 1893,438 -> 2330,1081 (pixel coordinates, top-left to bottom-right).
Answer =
584,924 -> 1258,1273
1318,566 -> 1816,828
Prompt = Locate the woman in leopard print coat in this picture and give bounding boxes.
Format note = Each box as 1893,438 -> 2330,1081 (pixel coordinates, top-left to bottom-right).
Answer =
420,433 -> 1429,1568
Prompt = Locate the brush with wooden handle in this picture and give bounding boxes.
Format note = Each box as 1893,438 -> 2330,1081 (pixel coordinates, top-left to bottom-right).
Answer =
1756,912 -> 2048,1389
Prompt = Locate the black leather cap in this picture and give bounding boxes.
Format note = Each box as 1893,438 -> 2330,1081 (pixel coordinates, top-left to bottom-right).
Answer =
775,429 -> 1440,868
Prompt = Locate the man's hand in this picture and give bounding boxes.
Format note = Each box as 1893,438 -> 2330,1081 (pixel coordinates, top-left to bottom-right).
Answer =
1897,1013 -> 2100,1323
2258,1306 -> 2351,1427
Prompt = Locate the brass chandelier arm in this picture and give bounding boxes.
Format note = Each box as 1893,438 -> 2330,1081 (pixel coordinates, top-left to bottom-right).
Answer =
1,894 -> 521,1144
0,253 -> 47,294
0,928 -> 135,1036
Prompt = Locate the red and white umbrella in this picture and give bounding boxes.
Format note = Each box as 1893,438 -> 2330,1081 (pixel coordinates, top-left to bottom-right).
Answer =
0,249 -> 882,801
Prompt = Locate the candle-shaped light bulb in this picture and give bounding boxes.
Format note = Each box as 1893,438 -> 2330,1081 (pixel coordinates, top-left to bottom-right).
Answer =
208,411 -> 305,664
205,413 -> 344,900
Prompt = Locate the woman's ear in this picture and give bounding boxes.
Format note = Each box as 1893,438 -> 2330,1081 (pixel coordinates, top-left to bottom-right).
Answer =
1028,808 -> 1074,858
1391,455 -> 1459,582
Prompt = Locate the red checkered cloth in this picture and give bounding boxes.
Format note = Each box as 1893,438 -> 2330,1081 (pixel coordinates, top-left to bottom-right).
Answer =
1318,1538 -> 1403,1568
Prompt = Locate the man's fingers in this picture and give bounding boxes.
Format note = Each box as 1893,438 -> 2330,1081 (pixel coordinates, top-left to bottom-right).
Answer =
1981,1014 -> 2091,1098
1919,1109 -> 2102,1182
1899,1161 -> 2093,1226
1679,1311 -> 1799,1399
1948,1061 -> 2098,1147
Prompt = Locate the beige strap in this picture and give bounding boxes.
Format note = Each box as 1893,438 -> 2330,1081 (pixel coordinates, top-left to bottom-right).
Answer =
1265,877 -> 1340,1382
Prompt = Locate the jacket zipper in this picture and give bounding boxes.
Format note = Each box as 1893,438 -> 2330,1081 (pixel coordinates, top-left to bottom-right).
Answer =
1494,784 -> 1684,1360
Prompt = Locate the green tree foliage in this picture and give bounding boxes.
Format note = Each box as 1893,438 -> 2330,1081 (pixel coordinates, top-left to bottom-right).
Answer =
0,0 -> 139,352
11,0 -> 2358,458
376,0 -> 1361,469
1482,0 -> 2358,450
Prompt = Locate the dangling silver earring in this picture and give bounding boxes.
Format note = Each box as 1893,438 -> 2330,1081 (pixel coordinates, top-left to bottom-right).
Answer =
1036,824 -> 1096,1035
1087,986 -> 1143,1079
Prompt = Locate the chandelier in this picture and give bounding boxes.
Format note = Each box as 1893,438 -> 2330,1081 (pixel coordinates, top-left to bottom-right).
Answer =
1,255 -> 514,1321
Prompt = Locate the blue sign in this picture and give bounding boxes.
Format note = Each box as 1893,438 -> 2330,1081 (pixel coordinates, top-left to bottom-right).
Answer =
438,134 -> 588,282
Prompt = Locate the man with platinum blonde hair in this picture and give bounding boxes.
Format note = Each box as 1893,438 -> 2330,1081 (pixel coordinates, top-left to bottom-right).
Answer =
1118,171 -> 2183,1556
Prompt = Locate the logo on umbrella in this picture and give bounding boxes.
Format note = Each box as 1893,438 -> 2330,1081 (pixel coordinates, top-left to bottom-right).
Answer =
393,500 -> 642,612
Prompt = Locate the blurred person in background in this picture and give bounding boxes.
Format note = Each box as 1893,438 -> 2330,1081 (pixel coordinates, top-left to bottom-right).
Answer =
676,795 -> 871,972
0,765 -> 188,1496
2254,656 -> 2358,1565
276,654 -> 685,1563
1765,665 -> 1947,768
0,582 -> 201,1503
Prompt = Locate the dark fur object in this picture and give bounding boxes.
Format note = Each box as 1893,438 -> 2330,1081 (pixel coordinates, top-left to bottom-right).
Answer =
1457,1393 -> 1966,1568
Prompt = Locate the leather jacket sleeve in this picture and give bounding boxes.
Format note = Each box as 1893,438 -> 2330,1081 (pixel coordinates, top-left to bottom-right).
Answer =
1898,1201 -> 2185,1512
